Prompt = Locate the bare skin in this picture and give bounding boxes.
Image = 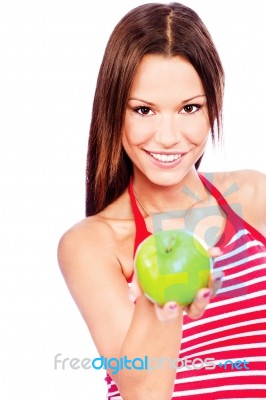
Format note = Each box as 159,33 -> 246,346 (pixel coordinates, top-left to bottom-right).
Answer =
58,169 -> 266,399
58,55 -> 266,399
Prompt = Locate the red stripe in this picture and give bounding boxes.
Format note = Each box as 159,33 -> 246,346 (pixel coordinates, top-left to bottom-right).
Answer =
107,384 -> 119,393
226,229 -> 263,248
216,229 -> 248,254
192,347 -> 266,361
216,282 -> 266,300
180,343 -> 266,360
217,246 -> 266,267
174,375 -> 266,391
214,256 -> 266,277
173,388 -> 266,399
215,284 -> 265,300
175,361 -> 266,380
214,258 -> 266,275
183,310 -> 266,337
184,294 -> 266,325
180,335 -> 266,358
180,322 -> 266,352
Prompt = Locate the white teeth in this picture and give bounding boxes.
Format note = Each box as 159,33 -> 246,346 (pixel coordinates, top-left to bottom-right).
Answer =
150,152 -> 182,162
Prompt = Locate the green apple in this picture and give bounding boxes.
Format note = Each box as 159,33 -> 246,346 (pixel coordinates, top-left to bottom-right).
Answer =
134,229 -> 212,306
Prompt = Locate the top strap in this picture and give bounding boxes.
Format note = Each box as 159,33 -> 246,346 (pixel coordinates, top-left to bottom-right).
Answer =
198,172 -> 266,246
198,173 -> 241,222
128,176 -> 151,255
128,173 -> 266,256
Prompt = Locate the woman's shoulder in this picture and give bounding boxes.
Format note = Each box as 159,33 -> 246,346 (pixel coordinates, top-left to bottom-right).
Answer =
57,215 -> 115,274
201,168 -> 266,196
201,168 -> 264,183
58,214 -> 112,252
57,190 -> 135,277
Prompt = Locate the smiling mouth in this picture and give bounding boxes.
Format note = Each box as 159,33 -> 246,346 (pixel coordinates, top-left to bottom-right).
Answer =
146,151 -> 185,163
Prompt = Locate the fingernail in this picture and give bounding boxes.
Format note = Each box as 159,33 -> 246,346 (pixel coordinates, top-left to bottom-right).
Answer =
168,303 -> 178,310
203,290 -> 212,299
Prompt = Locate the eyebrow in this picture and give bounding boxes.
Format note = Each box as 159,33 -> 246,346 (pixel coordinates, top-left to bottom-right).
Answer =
128,95 -> 206,106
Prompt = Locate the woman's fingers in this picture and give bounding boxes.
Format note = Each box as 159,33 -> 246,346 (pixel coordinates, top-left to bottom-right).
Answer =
154,282 -> 216,321
184,288 -> 213,319
154,301 -> 181,322
129,275 -> 182,322
184,269 -> 224,319
208,246 -> 223,258
209,269 -> 224,298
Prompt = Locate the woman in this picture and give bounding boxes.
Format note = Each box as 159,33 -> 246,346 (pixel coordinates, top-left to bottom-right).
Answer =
58,3 -> 266,399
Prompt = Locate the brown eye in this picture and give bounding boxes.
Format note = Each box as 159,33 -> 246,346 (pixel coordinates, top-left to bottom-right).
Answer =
184,105 -> 194,113
181,104 -> 201,115
136,106 -> 152,115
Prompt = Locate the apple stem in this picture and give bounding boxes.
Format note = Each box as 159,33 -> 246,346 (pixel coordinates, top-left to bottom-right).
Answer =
166,236 -> 175,253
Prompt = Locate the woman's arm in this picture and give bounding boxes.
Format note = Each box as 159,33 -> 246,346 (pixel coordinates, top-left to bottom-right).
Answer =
57,219 -> 215,400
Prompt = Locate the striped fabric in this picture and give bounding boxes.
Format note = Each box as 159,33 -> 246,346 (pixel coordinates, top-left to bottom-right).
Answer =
172,228 -> 266,399
105,174 -> 266,399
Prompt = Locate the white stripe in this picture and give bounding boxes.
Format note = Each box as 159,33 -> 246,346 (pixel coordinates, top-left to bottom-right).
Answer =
183,305 -> 265,331
174,370 -> 266,384
109,397 -> 122,400
215,236 -> 265,261
219,252 -> 266,271
107,391 -> 121,398
182,318 -> 266,344
106,357 -> 266,386
226,229 -> 249,246
222,263 -> 266,281
108,357 -> 266,400
214,356 -> 265,364
181,343 -> 266,359
207,289 -> 266,310
172,385 -> 266,397
218,276 -> 266,294
106,359 -> 266,395
179,330 -> 266,355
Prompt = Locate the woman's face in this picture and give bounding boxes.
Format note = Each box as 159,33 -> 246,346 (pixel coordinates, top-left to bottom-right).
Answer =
122,55 -> 210,186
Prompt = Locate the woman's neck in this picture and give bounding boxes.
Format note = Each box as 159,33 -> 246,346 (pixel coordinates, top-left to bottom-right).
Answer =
131,168 -> 206,216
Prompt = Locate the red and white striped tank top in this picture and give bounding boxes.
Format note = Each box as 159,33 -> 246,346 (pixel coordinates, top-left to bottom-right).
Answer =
105,173 -> 266,399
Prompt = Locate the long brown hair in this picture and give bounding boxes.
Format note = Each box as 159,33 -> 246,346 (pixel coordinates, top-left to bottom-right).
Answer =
86,2 -> 224,216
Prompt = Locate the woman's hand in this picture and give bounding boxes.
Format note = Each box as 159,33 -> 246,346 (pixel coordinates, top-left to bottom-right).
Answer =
129,246 -> 224,322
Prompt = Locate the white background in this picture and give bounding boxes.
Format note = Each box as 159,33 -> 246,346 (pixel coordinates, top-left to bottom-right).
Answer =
1,0 -> 266,399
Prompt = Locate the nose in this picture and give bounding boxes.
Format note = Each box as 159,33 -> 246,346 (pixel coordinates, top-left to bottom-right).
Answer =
154,114 -> 181,147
